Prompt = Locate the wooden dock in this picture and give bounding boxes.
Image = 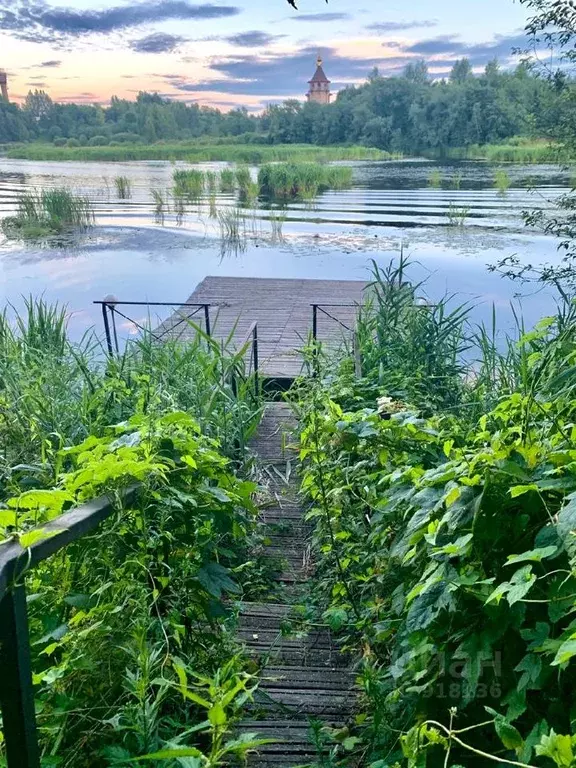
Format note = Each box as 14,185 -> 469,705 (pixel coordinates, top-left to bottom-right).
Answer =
239,403 -> 356,766
161,277 -> 368,378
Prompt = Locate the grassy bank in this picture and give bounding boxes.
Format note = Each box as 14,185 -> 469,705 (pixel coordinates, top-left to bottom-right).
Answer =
294,258 -> 576,766
0,299 -> 266,765
6,142 -> 391,164
445,137 -> 574,163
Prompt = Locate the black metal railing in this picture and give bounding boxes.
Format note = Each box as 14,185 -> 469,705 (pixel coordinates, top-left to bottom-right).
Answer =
311,303 -> 358,342
0,488 -> 138,768
93,300 -> 212,356
311,303 -> 363,377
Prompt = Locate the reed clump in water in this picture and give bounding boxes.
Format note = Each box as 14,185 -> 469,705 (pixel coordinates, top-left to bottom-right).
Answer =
428,169 -> 443,189
257,162 -> 353,200
2,188 -> 94,239
494,169 -> 511,196
236,166 -> 258,203
219,168 -> 236,193
447,202 -> 470,227
173,169 -> 204,199
114,175 -> 132,199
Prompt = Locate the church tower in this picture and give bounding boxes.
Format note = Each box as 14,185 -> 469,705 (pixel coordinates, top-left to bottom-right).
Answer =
307,55 -> 331,105
0,70 -> 8,102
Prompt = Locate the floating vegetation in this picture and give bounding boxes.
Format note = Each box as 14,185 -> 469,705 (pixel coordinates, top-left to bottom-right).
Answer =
494,168 -> 511,196
1,188 -> 94,239
173,168 -> 204,199
428,168 -> 442,189
447,202 -> 470,227
258,162 -> 353,200
114,175 -> 132,199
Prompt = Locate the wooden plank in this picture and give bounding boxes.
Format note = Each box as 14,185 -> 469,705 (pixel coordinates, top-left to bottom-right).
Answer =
162,276 -> 368,378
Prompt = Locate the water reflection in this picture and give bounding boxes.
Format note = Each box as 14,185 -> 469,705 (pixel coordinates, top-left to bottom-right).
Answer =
0,157 -> 571,341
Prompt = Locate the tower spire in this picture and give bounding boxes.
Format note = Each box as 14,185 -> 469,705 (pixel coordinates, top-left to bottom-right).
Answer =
0,70 -> 8,102
307,55 -> 331,105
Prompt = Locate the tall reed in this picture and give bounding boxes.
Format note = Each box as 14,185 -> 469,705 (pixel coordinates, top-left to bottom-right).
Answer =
2,188 -> 94,238
114,175 -> 132,199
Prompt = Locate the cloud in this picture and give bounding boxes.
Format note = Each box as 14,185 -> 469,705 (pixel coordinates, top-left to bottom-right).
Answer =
166,46 -> 393,96
131,32 -> 186,53
0,1 -> 241,43
290,13 -> 350,22
158,30 -> 530,103
226,30 -> 282,47
38,60 -> 62,67
406,32 -> 530,65
367,20 -> 438,33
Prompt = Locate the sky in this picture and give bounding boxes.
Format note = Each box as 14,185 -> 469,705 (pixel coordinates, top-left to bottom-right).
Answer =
0,0 -> 532,111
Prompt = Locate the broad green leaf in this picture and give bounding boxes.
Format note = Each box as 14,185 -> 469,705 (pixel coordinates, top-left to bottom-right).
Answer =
535,729 -> 574,767
506,546 -> 558,566
551,637 -> 576,666
207,702 -> 226,727
507,566 -> 536,605
557,494 -> 576,558
444,485 -> 461,507
19,528 -> 58,548
129,747 -> 205,762
0,510 -> 18,527
197,562 -> 240,598
509,484 -> 538,498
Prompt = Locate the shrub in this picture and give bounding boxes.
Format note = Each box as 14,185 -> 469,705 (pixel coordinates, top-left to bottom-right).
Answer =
66,138 -> 80,148
53,137 -> 67,147
87,135 -> 109,147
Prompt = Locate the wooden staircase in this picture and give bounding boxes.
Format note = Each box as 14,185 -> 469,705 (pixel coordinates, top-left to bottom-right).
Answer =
237,402 -> 356,767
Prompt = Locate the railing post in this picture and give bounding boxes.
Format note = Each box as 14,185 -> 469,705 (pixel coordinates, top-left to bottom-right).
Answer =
0,585 -> 41,768
101,303 -> 114,357
312,304 -> 318,342
203,304 -> 211,339
110,307 -> 120,355
252,324 -> 259,396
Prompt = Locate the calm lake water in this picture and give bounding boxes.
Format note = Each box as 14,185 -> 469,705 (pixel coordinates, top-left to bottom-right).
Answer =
0,157 -> 571,342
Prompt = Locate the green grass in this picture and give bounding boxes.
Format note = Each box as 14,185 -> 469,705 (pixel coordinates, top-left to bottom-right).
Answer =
258,162 -> 353,200
1,188 -> 94,239
445,138 -> 574,163
7,142 -> 390,164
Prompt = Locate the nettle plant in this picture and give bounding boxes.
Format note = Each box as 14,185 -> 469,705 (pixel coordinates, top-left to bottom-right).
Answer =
298,306 -> 576,766
1,411 -> 263,765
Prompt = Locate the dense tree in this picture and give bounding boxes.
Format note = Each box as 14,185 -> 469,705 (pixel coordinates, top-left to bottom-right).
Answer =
0,61 -> 572,155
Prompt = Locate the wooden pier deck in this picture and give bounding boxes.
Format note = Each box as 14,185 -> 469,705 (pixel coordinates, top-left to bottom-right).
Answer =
162,277 -> 368,378
239,403 -> 356,766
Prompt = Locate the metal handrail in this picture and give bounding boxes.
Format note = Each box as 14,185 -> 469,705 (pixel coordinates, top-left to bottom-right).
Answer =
93,301 -> 212,356
0,488 -> 138,768
311,302 -> 359,342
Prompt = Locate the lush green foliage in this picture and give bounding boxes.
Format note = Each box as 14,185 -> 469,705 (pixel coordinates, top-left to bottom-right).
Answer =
0,60 -> 572,156
295,262 -> 576,767
258,163 -> 353,200
6,141 -> 387,164
1,188 -> 93,239
0,300 -> 269,765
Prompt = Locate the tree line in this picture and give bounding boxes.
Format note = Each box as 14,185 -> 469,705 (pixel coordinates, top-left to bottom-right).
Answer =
0,58 -> 572,152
